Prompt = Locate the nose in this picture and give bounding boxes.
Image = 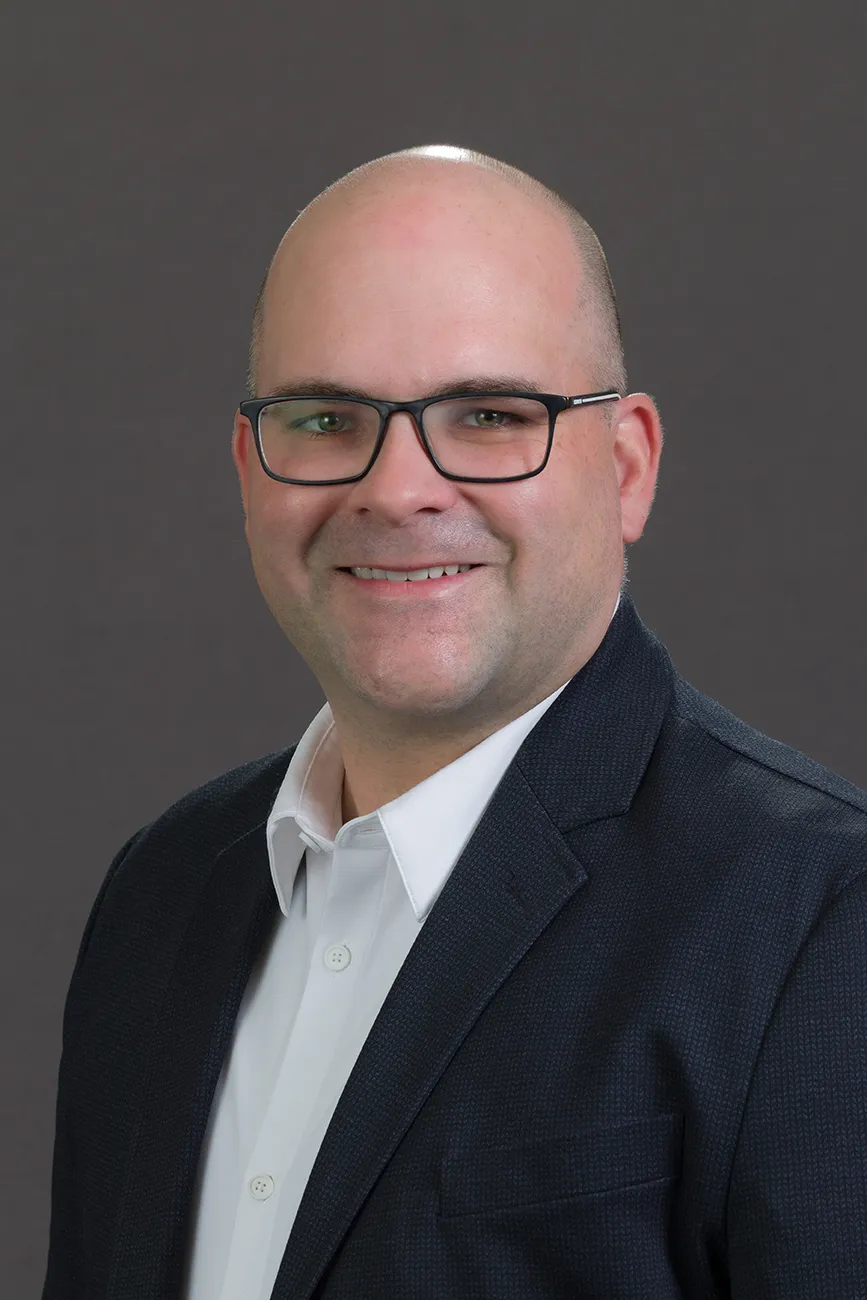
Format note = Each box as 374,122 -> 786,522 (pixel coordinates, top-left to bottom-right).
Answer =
346,409 -> 458,517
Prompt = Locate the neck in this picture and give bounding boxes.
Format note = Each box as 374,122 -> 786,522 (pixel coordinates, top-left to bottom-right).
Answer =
338,718 -> 499,822
330,587 -> 623,823
333,667 -> 572,822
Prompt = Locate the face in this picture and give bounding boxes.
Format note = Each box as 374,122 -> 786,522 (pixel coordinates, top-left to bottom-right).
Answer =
233,166 -> 661,733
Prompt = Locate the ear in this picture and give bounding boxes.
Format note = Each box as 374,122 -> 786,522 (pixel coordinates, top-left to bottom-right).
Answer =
610,393 -> 663,544
231,410 -> 253,521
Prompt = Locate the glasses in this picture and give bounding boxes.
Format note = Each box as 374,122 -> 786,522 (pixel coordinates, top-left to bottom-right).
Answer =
238,389 -> 621,485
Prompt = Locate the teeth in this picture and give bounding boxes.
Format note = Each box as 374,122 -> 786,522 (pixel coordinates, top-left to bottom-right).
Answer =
350,564 -> 472,581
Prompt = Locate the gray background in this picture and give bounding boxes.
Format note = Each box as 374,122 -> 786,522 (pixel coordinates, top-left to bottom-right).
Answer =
2,0 -> 865,1292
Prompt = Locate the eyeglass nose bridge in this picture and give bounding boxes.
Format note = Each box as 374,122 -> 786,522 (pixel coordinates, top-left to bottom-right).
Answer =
360,398 -> 444,480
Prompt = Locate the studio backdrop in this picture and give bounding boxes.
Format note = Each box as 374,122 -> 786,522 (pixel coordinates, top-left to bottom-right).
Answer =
1,1 -> 865,1294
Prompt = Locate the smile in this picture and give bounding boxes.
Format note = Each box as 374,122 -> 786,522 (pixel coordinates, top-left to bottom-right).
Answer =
347,564 -> 476,581
337,565 -> 483,596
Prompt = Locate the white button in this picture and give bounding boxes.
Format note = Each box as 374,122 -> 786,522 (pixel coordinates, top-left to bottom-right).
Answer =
248,1174 -> 275,1200
323,943 -> 352,971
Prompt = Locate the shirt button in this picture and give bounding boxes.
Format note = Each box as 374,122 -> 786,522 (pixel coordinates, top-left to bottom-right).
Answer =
248,1174 -> 275,1200
323,943 -> 352,971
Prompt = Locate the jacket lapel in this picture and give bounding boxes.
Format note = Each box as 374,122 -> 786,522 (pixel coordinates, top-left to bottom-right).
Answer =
106,820 -> 281,1299
270,596 -> 674,1300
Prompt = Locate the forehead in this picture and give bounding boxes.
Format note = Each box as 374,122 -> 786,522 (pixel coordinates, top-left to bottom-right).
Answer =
258,171 -> 585,393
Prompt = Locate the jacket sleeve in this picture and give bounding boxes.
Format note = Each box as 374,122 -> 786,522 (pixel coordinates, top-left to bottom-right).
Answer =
727,869 -> 867,1295
41,827 -> 147,1300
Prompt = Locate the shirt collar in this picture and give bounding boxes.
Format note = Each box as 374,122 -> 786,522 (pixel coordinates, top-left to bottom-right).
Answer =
266,591 -> 621,921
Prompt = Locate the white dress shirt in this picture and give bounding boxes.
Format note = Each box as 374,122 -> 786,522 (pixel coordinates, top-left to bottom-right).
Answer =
182,597 -> 618,1300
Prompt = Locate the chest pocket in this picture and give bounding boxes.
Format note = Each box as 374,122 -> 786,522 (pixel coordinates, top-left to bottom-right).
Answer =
438,1112 -> 683,1218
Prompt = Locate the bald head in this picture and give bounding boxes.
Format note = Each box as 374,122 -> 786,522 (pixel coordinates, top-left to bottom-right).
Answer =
247,145 -> 626,399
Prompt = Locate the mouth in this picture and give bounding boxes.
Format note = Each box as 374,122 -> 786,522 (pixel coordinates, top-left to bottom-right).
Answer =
336,563 -> 485,594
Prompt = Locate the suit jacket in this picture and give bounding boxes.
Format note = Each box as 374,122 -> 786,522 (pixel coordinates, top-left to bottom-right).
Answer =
42,595 -> 867,1299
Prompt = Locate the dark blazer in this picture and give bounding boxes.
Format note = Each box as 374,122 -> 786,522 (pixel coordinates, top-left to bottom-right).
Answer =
42,595 -> 867,1299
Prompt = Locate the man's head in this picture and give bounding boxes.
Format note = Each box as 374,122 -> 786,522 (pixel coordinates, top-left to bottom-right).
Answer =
233,145 -> 662,740
247,145 -> 627,401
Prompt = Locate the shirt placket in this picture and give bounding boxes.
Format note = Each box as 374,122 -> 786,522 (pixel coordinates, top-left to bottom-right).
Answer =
217,836 -> 388,1300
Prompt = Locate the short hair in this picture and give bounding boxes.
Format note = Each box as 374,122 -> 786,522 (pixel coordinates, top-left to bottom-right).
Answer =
247,146 -> 627,400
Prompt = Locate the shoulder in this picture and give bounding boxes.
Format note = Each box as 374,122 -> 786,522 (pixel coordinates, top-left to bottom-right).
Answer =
96,746 -> 296,904
68,747 -> 297,981
132,745 -> 297,860
664,675 -> 867,873
671,677 -> 867,813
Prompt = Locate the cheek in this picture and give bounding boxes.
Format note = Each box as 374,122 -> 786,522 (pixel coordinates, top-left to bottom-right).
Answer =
563,433 -> 620,511
245,485 -> 307,576
522,450 -> 618,569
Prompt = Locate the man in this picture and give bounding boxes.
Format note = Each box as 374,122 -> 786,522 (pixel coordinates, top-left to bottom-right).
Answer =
43,145 -> 867,1299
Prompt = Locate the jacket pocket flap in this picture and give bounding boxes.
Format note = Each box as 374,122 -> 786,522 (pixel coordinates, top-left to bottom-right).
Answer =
439,1112 -> 683,1218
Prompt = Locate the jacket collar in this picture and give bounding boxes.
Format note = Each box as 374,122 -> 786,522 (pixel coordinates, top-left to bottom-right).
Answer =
516,591 -> 673,830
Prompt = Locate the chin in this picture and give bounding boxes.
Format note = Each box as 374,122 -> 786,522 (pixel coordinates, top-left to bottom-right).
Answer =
348,665 -> 484,717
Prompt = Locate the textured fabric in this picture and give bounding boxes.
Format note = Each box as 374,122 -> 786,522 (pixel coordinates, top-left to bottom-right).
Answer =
184,675 -> 572,1300
42,595 -> 867,1299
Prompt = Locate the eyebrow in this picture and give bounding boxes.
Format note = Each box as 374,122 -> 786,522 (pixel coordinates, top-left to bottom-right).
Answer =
261,375 -> 548,401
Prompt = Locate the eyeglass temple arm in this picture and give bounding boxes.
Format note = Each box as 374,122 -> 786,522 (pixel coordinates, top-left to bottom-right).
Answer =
568,391 -> 621,407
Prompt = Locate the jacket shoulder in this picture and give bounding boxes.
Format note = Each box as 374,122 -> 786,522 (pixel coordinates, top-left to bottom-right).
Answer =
671,675 -> 867,819
140,746 -> 297,854
106,746 -> 297,910
68,747 -> 297,984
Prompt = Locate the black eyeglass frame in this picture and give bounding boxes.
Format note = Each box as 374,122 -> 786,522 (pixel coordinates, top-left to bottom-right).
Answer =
238,389 -> 621,485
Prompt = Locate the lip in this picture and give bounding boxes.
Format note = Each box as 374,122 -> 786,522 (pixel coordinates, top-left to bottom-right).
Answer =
337,566 -> 483,595
337,563 -> 483,571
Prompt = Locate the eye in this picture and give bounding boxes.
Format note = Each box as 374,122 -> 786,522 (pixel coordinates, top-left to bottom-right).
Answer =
292,410 -> 351,435
466,408 -> 509,427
